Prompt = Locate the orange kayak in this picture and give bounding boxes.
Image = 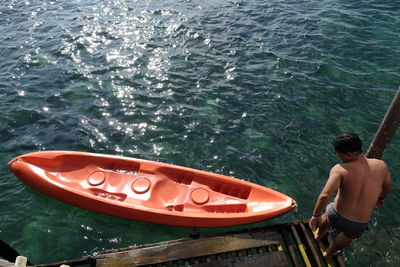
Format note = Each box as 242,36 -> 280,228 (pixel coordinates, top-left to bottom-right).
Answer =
8,151 -> 296,227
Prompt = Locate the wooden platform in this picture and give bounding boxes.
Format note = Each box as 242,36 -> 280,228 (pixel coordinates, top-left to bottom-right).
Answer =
27,220 -> 344,267
95,220 -> 344,267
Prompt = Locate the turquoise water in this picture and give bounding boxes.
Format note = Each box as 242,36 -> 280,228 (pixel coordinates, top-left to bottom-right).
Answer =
1,0 -> 399,265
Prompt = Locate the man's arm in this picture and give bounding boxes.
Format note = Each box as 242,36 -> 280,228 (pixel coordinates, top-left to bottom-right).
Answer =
310,164 -> 343,231
376,164 -> 392,208
380,164 -> 392,198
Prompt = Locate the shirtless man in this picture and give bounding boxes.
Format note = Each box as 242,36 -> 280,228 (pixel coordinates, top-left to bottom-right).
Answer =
309,133 -> 392,258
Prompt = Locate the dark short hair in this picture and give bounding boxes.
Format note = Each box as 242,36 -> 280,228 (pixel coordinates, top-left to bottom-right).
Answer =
332,133 -> 362,154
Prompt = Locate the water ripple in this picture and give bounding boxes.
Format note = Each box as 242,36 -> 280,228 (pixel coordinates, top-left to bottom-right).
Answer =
1,0 -> 400,264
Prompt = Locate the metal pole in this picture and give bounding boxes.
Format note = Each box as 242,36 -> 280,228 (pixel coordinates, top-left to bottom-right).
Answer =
366,86 -> 400,159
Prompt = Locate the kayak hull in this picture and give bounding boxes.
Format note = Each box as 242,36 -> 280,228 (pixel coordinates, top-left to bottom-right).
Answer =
9,151 -> 296,227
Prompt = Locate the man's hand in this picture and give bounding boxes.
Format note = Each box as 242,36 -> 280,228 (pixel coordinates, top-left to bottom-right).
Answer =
309,216 -> 321,232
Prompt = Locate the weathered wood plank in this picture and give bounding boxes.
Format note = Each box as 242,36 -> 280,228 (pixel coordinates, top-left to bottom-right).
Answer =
0,259 -> 14,267
281,230 -> 301,267
299,222 -> 322,267
96,232 -> 279,267
291,225 -> 311,267
31,256 -> 94,267
189,251 -> 287,267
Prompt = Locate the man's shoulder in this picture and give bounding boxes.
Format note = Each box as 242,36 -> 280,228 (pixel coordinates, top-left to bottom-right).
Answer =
367,158 -> 387,168
330,163 -> 347,173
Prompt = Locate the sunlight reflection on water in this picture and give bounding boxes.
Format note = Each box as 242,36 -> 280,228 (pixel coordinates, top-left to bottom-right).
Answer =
1,0 -> 399,265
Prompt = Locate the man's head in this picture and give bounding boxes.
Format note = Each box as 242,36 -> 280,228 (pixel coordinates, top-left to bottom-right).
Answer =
332,133 -> 362,155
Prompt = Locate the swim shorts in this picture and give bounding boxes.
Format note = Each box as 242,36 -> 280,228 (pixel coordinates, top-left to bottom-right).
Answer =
326,202 -> 369,238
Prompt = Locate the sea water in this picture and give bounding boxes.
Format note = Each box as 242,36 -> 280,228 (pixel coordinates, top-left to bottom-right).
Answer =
1,0 -> 399,265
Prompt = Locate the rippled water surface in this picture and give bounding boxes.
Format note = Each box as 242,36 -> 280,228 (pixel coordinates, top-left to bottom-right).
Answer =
1,0 -> 400,265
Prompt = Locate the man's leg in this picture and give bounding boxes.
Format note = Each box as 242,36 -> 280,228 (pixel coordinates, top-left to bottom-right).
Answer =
323,232 -> 353,258
314,214 -> 330,240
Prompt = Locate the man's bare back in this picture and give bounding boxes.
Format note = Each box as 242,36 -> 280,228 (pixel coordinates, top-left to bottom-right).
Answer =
334,155 -> 391,221
309,133 -> 392,258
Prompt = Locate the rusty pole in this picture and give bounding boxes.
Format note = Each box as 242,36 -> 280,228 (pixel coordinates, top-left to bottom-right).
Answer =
366,86 -> 400,159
